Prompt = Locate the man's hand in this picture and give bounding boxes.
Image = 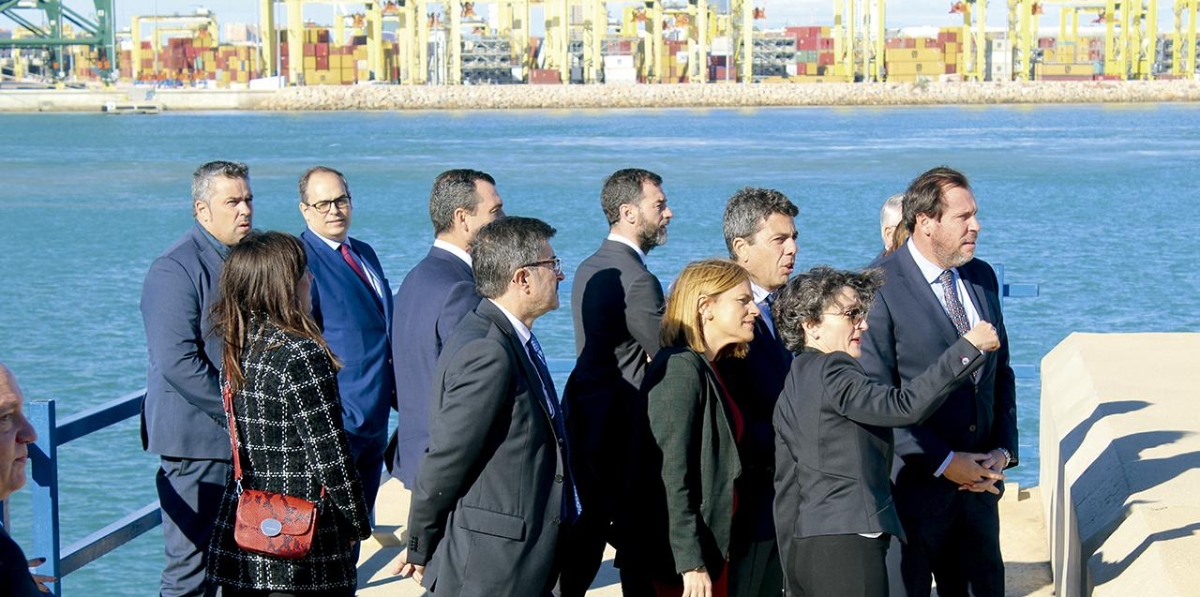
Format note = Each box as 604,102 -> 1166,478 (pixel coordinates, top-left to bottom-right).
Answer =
681,568 -> 712,597
391,550 -> 425,584
942,451 -> 1005,493
957,449 -> 1009,494
27,558 -> 55,593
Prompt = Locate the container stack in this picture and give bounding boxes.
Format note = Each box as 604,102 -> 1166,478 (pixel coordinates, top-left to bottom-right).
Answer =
1034,37 -> 1102,80
604,38 -> 637,84
752,32 -> 797,80
660,39 -> 689,83
787,26 -> 835,82
885,36 -> 955,83
117,36 -> 260,86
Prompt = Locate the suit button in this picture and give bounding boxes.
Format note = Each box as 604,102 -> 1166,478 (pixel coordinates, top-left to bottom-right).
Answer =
969,424 -> 977,432
555,474 -> 563,483
961,357 -> 970,366
553,517 -> 562,525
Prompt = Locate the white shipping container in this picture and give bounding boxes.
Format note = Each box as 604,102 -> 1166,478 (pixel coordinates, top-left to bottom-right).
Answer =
786,63 -> 798,76
604,55 -> 635,69
605,66 -> 638,84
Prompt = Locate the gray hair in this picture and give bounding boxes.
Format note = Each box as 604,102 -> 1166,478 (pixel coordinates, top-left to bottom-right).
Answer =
471,216 -> 557,299
192,160 -> 250,206
902,166 -> 971,232
722,187 -> 799,258
880,193 -> 904,228
429,169 -> 496,234
298,166 -> 349,204
773,266 -> 884,353
600,168 -> 663,225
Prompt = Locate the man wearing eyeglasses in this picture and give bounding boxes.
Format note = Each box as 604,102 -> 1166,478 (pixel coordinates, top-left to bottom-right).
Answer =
298,165 -> 394,526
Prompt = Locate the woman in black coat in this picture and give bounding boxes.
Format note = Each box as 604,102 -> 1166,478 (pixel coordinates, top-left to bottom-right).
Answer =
618,259 -> 759,597
206,231 -> 371,596
770,266 -> 999,597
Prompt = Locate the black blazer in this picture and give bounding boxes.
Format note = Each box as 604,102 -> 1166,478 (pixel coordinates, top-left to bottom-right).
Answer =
406,300 -> 566,597
620,347 -> 742,580
388,246 -> 480,487
772,340 -> 982,551
859,247 -> 1018,504
564,239 -> 665,518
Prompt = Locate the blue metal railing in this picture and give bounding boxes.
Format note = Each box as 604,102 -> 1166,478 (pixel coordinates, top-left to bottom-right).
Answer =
21,390 -> 161,596
0,267 -> 1037,596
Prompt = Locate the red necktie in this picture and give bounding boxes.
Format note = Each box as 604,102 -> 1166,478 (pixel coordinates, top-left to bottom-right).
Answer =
340,243 -> 373,290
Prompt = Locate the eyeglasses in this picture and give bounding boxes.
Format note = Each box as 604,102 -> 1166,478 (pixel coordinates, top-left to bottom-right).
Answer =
822,308 -> 867,325
305,195 -> 352,214
522,257 -> 562,276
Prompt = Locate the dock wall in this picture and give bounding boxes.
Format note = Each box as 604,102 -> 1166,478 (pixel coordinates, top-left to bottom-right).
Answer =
1040,332 -> 1200,597
2,79 -> 1199,112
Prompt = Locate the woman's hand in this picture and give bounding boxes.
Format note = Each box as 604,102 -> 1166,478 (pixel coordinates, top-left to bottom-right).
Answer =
963,321 -> 1000,353
681,567 -> 712,597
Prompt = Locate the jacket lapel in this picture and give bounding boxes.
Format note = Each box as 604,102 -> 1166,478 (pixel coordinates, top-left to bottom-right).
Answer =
893,249 -> 960,346
302,231 -> 384,317
476,301 -> 555,425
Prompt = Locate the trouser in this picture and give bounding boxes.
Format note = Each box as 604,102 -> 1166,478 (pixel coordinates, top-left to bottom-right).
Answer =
899,491 -> 1003,597
345,431 -> 387,564
729,538 -> 783,597
552,510 -> 608,597
157,457 -> 230,597
787,534 -> 889,597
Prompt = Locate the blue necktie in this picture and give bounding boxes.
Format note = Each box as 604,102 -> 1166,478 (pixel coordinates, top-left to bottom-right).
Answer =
526,335 -> 581,523
938,270 -> 971,337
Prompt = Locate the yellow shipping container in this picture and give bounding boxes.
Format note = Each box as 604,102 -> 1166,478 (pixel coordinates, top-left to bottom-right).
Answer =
888,74 -> 918,83
886,60 -> 945,76
1036,62 -> 1093,76
304,56 -> 317,70
886,48 -> 944,62
342,67 -> 356,83
820,26 -> 831,37
944,42 -> 959,57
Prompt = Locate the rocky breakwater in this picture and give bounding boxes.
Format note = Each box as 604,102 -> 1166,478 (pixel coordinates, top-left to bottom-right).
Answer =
258,79 -> 1200,111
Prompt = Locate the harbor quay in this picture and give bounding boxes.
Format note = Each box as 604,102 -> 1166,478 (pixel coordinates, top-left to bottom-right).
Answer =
1,79 -> 1200,112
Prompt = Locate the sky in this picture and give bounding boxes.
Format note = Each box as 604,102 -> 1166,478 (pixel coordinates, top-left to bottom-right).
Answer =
0,1 -> 1181,38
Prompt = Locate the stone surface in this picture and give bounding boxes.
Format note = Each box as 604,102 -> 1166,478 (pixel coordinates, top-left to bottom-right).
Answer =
1040,333 -> 1200,597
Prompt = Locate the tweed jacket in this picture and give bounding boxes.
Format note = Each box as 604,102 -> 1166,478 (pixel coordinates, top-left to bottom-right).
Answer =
619,347 -> 742,579
207,320 -> 371,592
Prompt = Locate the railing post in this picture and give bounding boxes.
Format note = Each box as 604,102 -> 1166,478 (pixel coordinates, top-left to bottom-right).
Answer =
27,399 -> 62,596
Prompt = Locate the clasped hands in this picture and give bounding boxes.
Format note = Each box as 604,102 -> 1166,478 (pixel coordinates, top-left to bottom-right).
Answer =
943,450 -> 1008,494
391,550 -> 425,584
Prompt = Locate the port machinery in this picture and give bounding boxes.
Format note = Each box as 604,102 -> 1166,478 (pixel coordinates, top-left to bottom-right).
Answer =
128,10 -> 219,81
0,0 -> 116,82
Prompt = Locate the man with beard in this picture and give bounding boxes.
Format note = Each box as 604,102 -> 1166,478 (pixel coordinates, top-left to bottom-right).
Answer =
859,166 -> 1016,597
559,168 -> 672,597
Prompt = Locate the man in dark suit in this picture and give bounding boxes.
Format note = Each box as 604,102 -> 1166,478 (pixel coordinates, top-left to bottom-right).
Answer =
394,217 -> 577,597
141,160 -> 252,597
716,187 -> 798,597
560,168 -> 672,597
859,166 -> 1016,597
387,169 -> 504,488
297,166 -> 393,517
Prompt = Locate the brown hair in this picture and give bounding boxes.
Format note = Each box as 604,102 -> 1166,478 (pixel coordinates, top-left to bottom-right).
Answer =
660,259 -> 752,359
211,231 -> 337,393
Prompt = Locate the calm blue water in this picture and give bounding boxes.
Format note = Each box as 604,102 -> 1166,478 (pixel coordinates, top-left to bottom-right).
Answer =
2,104 -> 1198,595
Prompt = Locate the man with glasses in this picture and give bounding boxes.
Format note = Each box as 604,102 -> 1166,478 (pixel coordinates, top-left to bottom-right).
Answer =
394,217 -> 575,597
298,165 -> 393,523
560,168 -> 672,597
141,160 -> 252,597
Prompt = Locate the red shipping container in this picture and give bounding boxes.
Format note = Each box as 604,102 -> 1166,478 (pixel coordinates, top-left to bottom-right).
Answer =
1038,37 -> 1055,48
945,63 -> 957,74
141,41 -> 152,50
304,43 -> 316,56
795,62 -> 808,75
819,38 -> 834,51
316,43 -> 329,57
818,52 -> 834,66
797,37 -> 819,51
316,56 -> 329,70
530,68 -> 560,84
318,29 -> 331,43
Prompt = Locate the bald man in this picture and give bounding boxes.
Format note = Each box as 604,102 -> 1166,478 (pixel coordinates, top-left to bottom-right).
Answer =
0,364 -> 52,596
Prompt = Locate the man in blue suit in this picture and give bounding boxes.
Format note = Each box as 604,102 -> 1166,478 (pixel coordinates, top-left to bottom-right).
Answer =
387,169 -> 504,488
141,160 -> 252,597
298,166 -> 394,516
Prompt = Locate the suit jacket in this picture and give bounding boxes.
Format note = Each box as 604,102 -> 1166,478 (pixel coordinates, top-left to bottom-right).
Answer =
387,246 -> 480,487
140,224 -> 230,460
773,341 -> 983,556
858,248 -> 1018,509
207,321 -> 372,592
406,300 -> 566,597
620,347 -> 742,580
301,230 -> 394,443
715,313 -> 792,546
564,239 -> 665,520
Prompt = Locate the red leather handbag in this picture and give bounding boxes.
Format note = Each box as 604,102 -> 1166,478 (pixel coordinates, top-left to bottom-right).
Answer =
223,379 -> 322,559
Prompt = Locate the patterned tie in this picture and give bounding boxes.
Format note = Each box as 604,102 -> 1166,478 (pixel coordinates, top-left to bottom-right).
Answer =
938,269 -> 971,337
526,335 -> 581,523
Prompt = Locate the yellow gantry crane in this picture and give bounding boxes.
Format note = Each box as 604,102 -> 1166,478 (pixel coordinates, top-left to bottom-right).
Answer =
950,0 -> 987,81
1008,0 -> 1158,80
130,11 -> 218,80
832,0 -> 885,81
1171,0 -> 1199,74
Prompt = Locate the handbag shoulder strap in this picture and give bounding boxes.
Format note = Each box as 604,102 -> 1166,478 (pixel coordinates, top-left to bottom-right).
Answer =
222,375 -> 245,483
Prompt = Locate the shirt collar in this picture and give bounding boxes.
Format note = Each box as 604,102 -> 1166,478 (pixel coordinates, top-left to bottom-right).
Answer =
196,222 -> 232,259
434,238 -> 473,268
606,232 -> 647,266
906,238 -> 957,285
309,227 -> 349,251
750,281 -> 772,305
488,299 -> 531,346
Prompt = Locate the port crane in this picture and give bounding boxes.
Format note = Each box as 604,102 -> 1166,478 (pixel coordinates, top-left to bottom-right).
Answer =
0,0 -> 115,82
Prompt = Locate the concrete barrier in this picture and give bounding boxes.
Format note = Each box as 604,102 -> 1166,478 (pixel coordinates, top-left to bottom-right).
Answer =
1040,332 -> 1200,597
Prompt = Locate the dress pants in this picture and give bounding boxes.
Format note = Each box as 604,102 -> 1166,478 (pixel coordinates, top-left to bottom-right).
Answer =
345,431 -> 386,564
157,457 -> 230,597
899,491 -> 1003,597
553,510 -> 608,597
786,534 -> 889,597
729,538 -> 783,597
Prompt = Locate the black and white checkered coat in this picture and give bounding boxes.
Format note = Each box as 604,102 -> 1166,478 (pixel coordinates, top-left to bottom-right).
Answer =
207,321 -> 371,592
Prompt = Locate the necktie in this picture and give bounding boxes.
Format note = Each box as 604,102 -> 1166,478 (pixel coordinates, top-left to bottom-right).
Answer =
938,270 -> 972,337
760,291 -> 778,338
339,243 -> 373,289
526,335 -> 581,523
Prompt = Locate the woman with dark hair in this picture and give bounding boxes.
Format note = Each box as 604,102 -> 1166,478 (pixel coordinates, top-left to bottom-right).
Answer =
770,266 -> 999,597
618,259 -> 758,597
206,231 -> 370,597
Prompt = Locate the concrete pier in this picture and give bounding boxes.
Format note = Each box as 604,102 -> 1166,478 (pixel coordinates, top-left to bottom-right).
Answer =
1040,333 -> 1200,597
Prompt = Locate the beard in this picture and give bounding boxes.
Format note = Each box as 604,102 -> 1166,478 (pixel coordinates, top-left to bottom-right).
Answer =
933,234 -> 975,268
636,219 -> 668,252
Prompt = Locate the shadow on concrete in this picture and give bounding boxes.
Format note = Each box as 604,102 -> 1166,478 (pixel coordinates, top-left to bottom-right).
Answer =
1002,560 -> 1054,596
1060,400 -> 1148,463
1091,521 -> 1200,587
